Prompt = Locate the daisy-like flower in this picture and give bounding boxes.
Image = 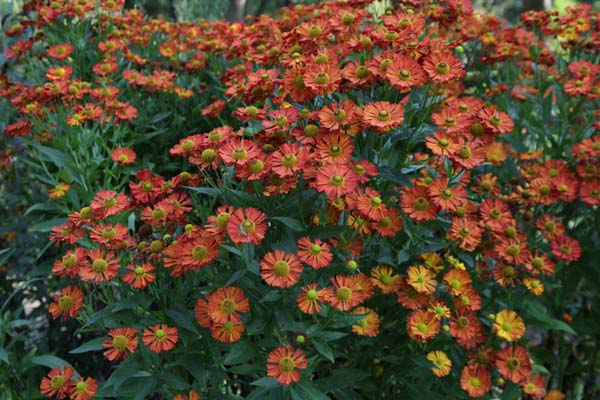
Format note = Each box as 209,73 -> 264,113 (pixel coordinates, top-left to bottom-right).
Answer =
227,207 -> 268,246
327,274 -> 364,311
142,324 -> 178,353
479,106 -> 514,134
122,263 -> 155,289
49,285 -> 84,321
90,190 -> 129,219
207,286 -> 250,324
297,237 -> 333,269
443,269 -> 472,296
318,99 -> 360,132
211,321 -> 245,343
524,277 -> 544,295
297,283 -> 328,315
426,351 -> 452,377
521,374 -> 546,398
370,264 -> 402,294
494,310 -> 525,342
89,222 -> 129,248
271,143 -> 308,178
407,310 -> 440,342
449,309 -> 483,349
304,63 -> 342,95
40,366 -> 75,399
315,163 -> 359,200
401,186 -> 439,222
69,377 -> 98,400
423,51 -> 464,83
260,250 -> 303,288
361,101 -> 404,132
48,182 -> 70,199
111,147 -> 136,166
219,139 -> 261,167
428,178 -> 467,212
351,307 -> 380,337
386,56 -> 427,91
447,217 -> 482,252
80,249 -> 120,284
353,187 -> 388,221
425,131 -> 458,157
551,236 -> 581,262
52,247 -> 87,278
47,43 -> 74,60
407,265 -> 438,294
460,365 -> 491,398
163,236 -> 219,275
102,328 -> 138,361
496,346 -> 532,383
50,223 -> 85,246
315,133 -> 355,165
449,140 -> 485,170
266,346 -> 308,385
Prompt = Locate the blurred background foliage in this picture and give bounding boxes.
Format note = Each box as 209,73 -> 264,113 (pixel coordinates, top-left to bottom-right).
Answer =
2,0 -> 600,23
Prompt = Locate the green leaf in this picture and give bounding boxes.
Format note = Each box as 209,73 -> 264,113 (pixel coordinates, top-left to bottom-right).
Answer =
165,306 -> 199,334
186,186 -> 221,196
69,337 -> 106,354
291,381 -> 330,400
524,301 -> 576,334
271,216 -> 305,232
29,218 -> 67,233
224,340 -> 257,365
250,377 -> 280,388
31,355 -> 77,372
314,368 -> 370,393
0,347 -> 8,364
312,338 -> 334,363
0,248 -> 14,265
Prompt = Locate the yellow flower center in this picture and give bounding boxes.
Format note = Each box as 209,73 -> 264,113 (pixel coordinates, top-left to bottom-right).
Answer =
306,289 -> 318,300
370,196 -> 382,206
333,109 -> 346,122
220,299 -> 236,314
63,254 -> 78,268
232,148 -> 247,161
315,72 -> 330,85
241,220 -> 256,234
459,146 -> 472,159
249,159 -> 264,174
102,227 -> 116,239
469,377 -> 481,388
154,329 -> 166,340
273,261 -> 290,277
50,375 -> 65,390
112,335 -> 129,350
304,124 -> 318,137
282,154 -> 297,168
417,322 -> 428,333
103,197 -> 117,208
192,245 -> 208,261
435,62 -> 450,74
309,244 -> 321,255
355,66 -> 369,79
414,197 -> 429,211
330,175 -> 345,187
58,295 -> 74,311
377,110 -> 390,122
336,287 -> 351,301
76,381 -> 87,392
216,212 -> 231,228
279,356 -> 296,372
134,266 -> 145,276
506,245 -> 520,257
92,259 -> 108,273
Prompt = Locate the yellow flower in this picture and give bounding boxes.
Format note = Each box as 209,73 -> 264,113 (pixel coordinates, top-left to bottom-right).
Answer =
494,310 -> 525,342
407,265 -> 437,294
426,351 -> 452,377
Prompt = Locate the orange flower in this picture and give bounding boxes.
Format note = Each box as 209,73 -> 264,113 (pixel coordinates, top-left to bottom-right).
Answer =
423,51 -> 464,83
522,374 -> 546,398
89,222 -> 129,248
427,350 -> 452,377
407,310 -> 440,342
49,182 -> 70,199
460,365 -> 491,398
401,186 -> 439,222
327,274 -> 364,311
304,63 -> 342,95
271,143 -> 308,178
226,207 -> 268,246
443,269 -> 472,296
69,377 -> 97,400
163,236 -> 219,275
447,217 -> 482,251
296,283 -> 328,315
80,249 -> 120,284
315,163 -> 358,200
428,178 -> 467,211
351,307 -> 380,337
122,263 -> 155,289
173,390 -> 201,400
297,237 -> 332,269
496,346 -> 532,383
315,133 -> 355,165
260,250 -> 303,288
449,308 -> 484,349
370,264 -> 401,294
361,101 -> 404,132
551,235 -> 581,262
142,324 -> 178,352
207,286 -> 250,324
102,328 -> 138,361
52,247 -> 87,278
266,346 -> 308,385
47,43 -> 74,60
90,190 -> 129,219
40,366 -> 75,399
49,285 -> 83,321
111,147 -> 136,165
407,265 -> 437,294
386,56 -> 427,91
494,310 -> 525,342
318,99 -> 360,132
211,321 -> 245,343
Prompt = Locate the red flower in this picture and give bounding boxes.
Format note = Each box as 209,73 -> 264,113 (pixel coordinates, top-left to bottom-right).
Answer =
460,365 -> 491,398
102,328 -> 138,361
496,346 -> 532,383
40,366 -> 75,399
362,101 -> 404,133
226,207 -> 268,246
69,377 -> 97,400
423,51 -> 464,83
111,147 -> 136,165
266,346 -> 308,385
47,43 -> 74,60
122,263 -> 155,289
260,250 -> 303,288
142,324 -> 178,352
551,236 -> 581,262
315,163 -> 359,199
49,285 -> 84,321
297,237 -> 333,269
